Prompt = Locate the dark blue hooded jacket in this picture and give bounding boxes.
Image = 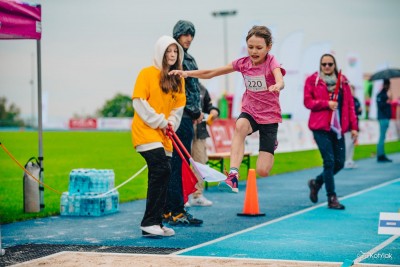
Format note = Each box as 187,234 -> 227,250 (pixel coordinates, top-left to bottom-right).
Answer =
173,20 -> 201,120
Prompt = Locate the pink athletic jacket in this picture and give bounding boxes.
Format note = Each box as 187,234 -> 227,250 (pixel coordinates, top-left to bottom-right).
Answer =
304,72 -> 358,133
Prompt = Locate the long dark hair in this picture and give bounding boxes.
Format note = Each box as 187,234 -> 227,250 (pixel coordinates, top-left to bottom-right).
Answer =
319,53 -> 339,77
160,47 -> 183,94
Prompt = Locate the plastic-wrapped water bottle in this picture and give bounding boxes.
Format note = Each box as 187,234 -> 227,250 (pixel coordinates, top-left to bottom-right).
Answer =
60,192 -> 69,215
68,170 -> 76,194
63,168 -> 119,216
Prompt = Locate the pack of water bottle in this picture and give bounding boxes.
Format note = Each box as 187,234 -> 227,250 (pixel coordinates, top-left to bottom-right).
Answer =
60,191 -> 119,216
68,169 -> 115,194
60,168 -> 119,216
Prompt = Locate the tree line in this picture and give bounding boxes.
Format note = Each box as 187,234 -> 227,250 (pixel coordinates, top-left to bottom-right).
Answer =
0,93 -> 134,127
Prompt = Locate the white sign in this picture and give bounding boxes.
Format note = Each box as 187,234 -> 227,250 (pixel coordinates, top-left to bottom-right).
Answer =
378,212 -> 400,235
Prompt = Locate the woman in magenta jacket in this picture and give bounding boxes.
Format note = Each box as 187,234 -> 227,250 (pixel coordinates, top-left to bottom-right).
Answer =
304,53 -> 358,210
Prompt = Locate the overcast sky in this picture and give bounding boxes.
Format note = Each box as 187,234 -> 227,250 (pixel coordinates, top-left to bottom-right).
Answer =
1,0 -> 399,122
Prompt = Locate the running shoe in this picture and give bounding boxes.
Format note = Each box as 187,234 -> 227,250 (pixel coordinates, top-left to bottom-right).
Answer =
161,225 -> 175,236
162,212 -> 171,223
141,225 -> 164,238
218,172 -> 239,193
189,195 -> 213,206
344,161 -> 358,169
167,211 -> 203,226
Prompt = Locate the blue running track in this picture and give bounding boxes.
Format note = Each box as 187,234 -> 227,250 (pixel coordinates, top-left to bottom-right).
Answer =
2,153 -> 400,266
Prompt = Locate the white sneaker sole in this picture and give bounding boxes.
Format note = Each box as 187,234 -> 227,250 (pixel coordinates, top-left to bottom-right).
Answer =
140,226 -> 164,237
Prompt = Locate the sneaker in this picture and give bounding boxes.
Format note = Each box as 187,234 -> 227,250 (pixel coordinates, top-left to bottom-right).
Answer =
189,195 -> 213,207
377,155 -> 393,163
344,161 -> 357,169
161,225 -> 175,236
168,211 -> 203,226
328,195 -> 345,210
162,212 -> 171,223
141,225 -> 164,237
308,179 -> 321,203
218,172 -> 239,193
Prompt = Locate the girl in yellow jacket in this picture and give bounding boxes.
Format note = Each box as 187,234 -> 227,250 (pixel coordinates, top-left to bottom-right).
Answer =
131,35 -> 186,237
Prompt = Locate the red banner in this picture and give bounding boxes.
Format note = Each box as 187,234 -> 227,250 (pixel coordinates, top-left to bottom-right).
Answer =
68,118 -> 97,129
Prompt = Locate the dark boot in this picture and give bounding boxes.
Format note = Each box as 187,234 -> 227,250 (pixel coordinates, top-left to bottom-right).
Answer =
377,155 -> 393,163
308,179 -> 322,203
328,195 -> 345,210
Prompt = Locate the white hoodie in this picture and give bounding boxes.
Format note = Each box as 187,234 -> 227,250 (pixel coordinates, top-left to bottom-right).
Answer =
153,35 -> 184,70
133,36 -> 185,153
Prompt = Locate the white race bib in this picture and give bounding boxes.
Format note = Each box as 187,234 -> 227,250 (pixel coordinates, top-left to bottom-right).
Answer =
244,75 -> 268,92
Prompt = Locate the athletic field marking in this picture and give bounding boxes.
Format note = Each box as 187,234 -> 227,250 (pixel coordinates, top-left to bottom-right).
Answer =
353,235 -> 399,264
173,177 -> 400,256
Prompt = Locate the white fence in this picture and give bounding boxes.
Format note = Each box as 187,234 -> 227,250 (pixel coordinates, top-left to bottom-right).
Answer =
245,120 -> 399,154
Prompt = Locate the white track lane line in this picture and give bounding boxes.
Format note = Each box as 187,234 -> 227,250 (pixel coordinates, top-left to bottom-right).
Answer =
353,235 -> 399,264
172,177 -> 400,255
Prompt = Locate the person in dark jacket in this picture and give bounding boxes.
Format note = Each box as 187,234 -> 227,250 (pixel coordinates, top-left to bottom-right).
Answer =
164,20 -> 203,225
376,79 -> 393,162
304,53 -> 358,210
189,83 -> 219,206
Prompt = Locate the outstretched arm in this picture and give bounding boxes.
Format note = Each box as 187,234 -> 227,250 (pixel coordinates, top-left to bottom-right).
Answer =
169,63 -> 234,79
268,67 -> 285,92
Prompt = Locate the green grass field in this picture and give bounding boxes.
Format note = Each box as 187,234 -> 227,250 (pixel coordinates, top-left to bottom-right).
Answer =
0,130 -> 399,224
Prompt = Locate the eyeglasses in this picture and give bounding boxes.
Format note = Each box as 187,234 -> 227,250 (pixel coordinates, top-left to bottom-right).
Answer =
321,63 -> 334,67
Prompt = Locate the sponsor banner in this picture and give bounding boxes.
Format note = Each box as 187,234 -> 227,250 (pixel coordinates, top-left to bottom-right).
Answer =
68,118 -> 97,129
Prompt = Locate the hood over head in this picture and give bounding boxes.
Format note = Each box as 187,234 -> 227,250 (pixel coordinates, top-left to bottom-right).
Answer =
153,35 -> 184,70
173,20 -> 195,40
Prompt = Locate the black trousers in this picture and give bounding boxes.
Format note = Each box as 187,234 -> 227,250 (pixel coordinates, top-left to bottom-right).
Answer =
139,147 -> 171,227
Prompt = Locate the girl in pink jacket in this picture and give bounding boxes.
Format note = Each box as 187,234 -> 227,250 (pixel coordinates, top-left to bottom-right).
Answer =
304,53 -> 358,210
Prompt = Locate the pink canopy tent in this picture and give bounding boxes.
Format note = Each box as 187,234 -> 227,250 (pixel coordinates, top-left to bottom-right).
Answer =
0,0 -> 44,209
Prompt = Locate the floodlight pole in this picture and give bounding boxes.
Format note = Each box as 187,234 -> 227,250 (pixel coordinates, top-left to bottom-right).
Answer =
31,53 -> 35,127
37,40 -> 44,210
212,10 -> 237,93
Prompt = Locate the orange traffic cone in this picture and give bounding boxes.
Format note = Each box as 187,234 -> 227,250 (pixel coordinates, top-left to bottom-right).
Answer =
237,169 -> 265,217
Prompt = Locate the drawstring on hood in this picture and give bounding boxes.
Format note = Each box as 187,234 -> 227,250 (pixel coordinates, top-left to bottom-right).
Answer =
153,35 -> 184,70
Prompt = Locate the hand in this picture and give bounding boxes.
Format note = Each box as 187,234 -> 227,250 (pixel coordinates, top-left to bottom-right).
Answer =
194,113 -> 204,124
328,101 -> 338,110
168,70 -> 187,78
351,130 -> 358,143
268,84 -> 281,92
209,109 -> 219,119
163,122 -> 174,136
